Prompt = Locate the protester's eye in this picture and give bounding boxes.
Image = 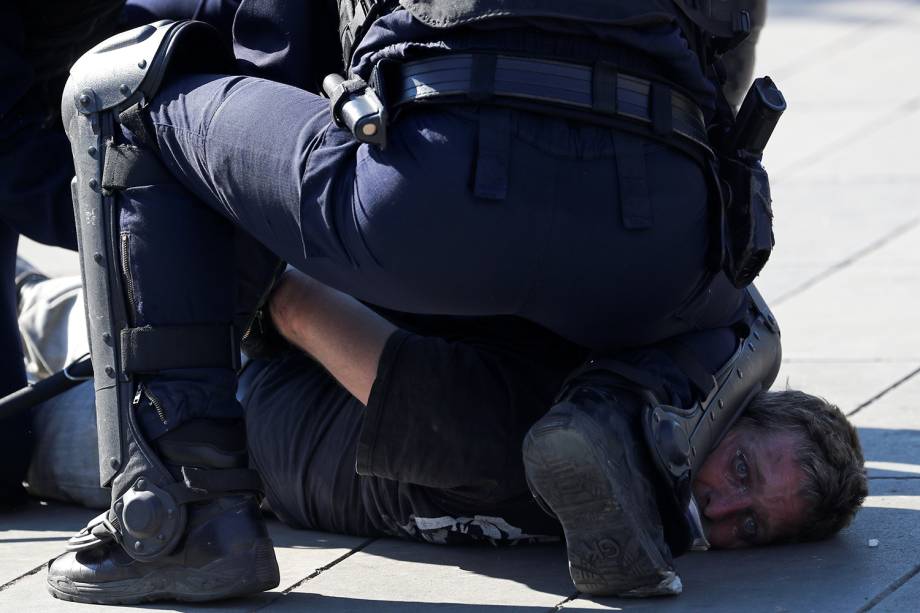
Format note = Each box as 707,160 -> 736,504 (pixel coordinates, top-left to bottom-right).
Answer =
742,515 -> 759,541
733,450 -> 750,482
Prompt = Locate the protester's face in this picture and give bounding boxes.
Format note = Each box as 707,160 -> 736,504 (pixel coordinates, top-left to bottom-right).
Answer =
693,427 -> 808,549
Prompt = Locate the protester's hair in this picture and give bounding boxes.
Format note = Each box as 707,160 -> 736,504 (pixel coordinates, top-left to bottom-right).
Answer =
735,390 -> 868,542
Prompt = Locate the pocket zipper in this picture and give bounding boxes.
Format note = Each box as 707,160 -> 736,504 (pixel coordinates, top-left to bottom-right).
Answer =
133,383 -> 168,426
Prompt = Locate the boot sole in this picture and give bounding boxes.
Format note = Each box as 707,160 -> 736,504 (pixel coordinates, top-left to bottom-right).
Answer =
522,403 -> 681,597
47,537 -> 280,605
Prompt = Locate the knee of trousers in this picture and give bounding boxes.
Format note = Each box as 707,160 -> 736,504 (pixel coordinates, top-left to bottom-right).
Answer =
60,19 -> 238,562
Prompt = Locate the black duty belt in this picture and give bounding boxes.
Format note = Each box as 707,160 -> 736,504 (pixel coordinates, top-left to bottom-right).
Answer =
326,54 -> 712,155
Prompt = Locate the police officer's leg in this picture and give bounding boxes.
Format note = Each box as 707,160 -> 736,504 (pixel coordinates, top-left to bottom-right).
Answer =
48,22 -> 279,604
143,74 -> 735,348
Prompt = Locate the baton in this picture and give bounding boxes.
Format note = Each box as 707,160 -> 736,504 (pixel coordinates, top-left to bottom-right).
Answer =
0,355 -> 93,421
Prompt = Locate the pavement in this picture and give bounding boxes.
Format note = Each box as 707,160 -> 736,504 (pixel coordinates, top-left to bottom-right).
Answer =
4,0 -> 920,611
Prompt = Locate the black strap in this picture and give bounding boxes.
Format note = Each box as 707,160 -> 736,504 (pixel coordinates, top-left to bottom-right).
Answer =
672,0 -> 751,43
650,82 -> 674,137
390,54 -> 711,154
182,466 -> 264,495
118,104 -> 157,150
163,467 -> 264,505
329,76 -> 370,127
101,144 -> 175,191
592,61 -> 619,115
469,54 -> 497,102
120,324 -> 239,374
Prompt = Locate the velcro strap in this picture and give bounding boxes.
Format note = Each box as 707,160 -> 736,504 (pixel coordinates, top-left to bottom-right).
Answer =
329,76 -> 369,126
592,61 -> 618,115
650,82 -> 674,137
101,144 -> 174,191
469,54 -> 497,102
120,325 -> 239,374
163,467 -> 264,505
65,511 -> 117,552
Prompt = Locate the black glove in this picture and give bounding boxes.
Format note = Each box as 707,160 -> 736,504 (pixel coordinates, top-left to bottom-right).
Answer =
240,307 -> 292,361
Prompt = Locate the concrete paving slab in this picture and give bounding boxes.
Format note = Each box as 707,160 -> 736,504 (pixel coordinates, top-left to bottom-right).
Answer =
0,502 -> 95,588
755,180 -> 920,304
771,361 -> 919,416
870,569 -> 920,613
17,238 -> 80,279
849,372 -> 920,480
768,13 -> 920,107
562,479 -> 920,612
770,360 -> 920,479
768,0 -> 918,23
0,520 -> 371,613
783,107 -> 920,184
773,222 -> 920,362
768,108 -> 920,184
757,1 -> 920,185
760,0 -> 918,78
850,374 -> 920,431
265,539 -> 576,612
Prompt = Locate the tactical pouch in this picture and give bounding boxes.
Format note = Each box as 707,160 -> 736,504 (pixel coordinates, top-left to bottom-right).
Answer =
719,154 -> 774,288
714,76 -> 785,288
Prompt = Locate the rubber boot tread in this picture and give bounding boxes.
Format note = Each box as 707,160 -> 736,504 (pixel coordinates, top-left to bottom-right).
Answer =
523,404 -> 675,596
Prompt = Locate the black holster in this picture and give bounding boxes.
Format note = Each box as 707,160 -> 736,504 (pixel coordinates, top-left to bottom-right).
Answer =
714,76 -> 785,288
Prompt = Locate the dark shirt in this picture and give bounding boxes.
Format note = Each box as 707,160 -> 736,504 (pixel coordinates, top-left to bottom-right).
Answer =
242,313 -> 737,545
242,315 -> 585,544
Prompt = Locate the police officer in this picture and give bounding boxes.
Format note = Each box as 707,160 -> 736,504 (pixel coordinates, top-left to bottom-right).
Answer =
51,0 -> 774,604
0,0 -> 125,509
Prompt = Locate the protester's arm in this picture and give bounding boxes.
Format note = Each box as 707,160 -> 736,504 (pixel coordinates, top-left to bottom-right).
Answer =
267,270 -> 576,490
268,270 -> 397,405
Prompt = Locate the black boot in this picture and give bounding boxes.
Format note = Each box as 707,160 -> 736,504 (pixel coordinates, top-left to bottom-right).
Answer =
47,419 -> 280,605
523,379 -> 681,598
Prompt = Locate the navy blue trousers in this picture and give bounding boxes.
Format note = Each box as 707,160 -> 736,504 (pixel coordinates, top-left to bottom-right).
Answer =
120,72 -> 745,438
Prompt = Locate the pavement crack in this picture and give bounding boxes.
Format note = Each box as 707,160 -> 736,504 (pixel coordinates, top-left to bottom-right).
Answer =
547,592 -> 581,612
251,537 -> 377,612
0,561 -> 47,593
857,561 -> 920,612
847,365 -> 920,418
773,218 -> 920,306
